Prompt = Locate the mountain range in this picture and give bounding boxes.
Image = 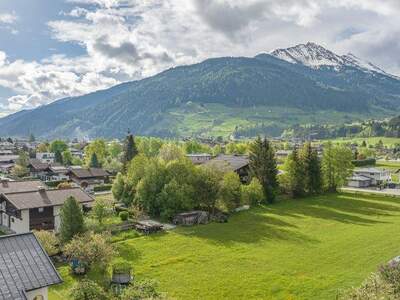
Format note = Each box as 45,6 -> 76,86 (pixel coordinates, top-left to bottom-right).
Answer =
1,42 -> 400,139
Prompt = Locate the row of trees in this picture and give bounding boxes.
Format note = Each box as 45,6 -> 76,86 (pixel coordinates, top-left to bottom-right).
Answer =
281,142 -> 353,197
113,153 -> 264,220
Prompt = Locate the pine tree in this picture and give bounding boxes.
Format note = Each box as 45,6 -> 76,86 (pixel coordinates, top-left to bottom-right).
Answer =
249,136 -> 278,204
89,152 -> 100,168
283,148 -> 305,198
122,132 -> 138,172
54,149 -> 63,164
59,197 -> 85,243
300,143 -> 322,195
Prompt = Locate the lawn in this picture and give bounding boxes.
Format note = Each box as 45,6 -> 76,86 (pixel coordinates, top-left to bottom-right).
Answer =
328,137 -> 400,147
50,192 -> 400,299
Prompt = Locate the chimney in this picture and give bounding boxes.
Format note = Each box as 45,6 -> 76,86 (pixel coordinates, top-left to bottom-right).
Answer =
38,186 -> 46,193
1,179 -> 8,188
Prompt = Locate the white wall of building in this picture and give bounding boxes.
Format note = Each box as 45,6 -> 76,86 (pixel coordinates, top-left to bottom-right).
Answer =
53,206 -> 61,232
26,286 -> 48,300
10,209 -> 30,234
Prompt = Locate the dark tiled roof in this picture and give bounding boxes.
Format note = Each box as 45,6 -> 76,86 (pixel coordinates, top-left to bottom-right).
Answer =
28,159 -> 49,171
69,168 -> 109,179
0,180 -> 45,195
0,232 -> 62,300
3,187 -> 94,210
204,154 -> 249,171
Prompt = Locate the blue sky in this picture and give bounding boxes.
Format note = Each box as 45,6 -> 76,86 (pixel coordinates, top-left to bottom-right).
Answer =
0,0 -> 399,117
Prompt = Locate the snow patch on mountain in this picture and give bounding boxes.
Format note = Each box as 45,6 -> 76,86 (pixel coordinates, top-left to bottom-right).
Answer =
270,42 -> 398,78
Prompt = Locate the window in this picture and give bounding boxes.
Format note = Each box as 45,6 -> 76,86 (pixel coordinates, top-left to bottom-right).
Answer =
38,207 -> 44,213
11,217 -> 14,223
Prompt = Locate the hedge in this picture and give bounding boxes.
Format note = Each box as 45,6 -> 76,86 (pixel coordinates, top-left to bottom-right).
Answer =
93,184 -> 112,192
352,158 -> 376,167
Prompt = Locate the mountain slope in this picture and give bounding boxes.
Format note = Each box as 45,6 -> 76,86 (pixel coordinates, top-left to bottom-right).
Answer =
1,43 -> 400,139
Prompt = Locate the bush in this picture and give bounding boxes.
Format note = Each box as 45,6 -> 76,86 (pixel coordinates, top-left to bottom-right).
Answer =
119,211 -> 129,221
120,279 -> 162,300
241,178 -> 264,206
57,182 -> 73,189
46,180 -> 66,188
63,232 -> 115,270
352,158 -> 376,167
112,259 -> 132,275
33,230 -> 59,256
70,279 -> 109,300
94,184 -> 112,192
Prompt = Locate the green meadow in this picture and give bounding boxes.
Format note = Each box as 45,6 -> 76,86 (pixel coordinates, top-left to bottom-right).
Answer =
50,192 -> 400,299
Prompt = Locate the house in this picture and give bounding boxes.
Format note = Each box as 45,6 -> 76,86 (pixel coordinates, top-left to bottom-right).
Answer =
347,175 -> 373,188
27,160 -> 69,182
348,168 -> 391,188
0,154 -> 19,174
354,168 -> 391,185
68,167 -> 109,190
0,232 -> 62,300
204,154 -> 250,183
186,153 -> 213,165
36,152 -> 55,164
0,181 -> 94,233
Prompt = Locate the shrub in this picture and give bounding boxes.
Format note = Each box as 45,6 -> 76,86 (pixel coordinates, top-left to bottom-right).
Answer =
379,261 -> 400,294
112,259 -> 132,275
92,198 -> 113,225
120,279 -> 162,300
63,232 -> 115,270
352,158 -> 376,167
57,182 -> 73,189
70,279 -> 109,300
33,230 -> 59,256
94,184 -> 112,192
241,178 -> 264,206
119,211 -> 129,221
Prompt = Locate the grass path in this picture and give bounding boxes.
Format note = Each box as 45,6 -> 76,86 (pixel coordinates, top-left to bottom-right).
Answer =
50,193 -> 400,299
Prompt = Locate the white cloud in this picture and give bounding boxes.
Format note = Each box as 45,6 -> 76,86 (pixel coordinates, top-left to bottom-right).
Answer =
1,0 -> 400,115
0,13 -> 17,24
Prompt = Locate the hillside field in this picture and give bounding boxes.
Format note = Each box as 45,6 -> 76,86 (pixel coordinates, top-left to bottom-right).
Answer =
50,192 -> 400,299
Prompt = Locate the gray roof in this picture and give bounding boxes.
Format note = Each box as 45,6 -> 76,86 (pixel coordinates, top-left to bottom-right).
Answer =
0,155 -> 19,163
0,180 -> 45,195
3,187 -> 94,210
69,168 -> 109,179
0,232 -> 62,300
204,154 -> 249,171
348,175 -> 372,181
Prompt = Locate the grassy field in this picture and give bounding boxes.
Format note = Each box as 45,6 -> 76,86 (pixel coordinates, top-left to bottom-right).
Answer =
329,137 -> 400,147
50,192 -> 400,300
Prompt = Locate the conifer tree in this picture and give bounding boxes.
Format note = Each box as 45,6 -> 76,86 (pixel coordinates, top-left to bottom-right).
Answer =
300,143 -> 322,195
249,136 -> 278,203
122,132 -> 138,172
54,149 -> 63,164
283,148 -> 305,198
89,152 -> 100,168
59,197 -> 85,243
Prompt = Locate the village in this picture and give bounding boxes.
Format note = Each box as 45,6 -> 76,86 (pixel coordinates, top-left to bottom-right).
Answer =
1,133 -> 400,299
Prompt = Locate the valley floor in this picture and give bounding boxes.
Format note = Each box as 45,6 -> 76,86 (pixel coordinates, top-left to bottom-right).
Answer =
50,192 -> 400,299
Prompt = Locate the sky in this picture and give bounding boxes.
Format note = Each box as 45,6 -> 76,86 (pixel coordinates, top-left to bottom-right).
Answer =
0,0 -> 399,117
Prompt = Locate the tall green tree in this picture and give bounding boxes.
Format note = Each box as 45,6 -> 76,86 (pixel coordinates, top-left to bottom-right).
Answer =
84,139 -> 106,167
50,140 -> 68,153
282,148 -> 305,198
122,133 -> 138,171
322,142 -> 354,191
54,149 -> 63,164
59,197 -> 85,243
89,152 -> 101,168
62,150 -> 73,166
300,143 -> 322,194
249,137 -> 278,203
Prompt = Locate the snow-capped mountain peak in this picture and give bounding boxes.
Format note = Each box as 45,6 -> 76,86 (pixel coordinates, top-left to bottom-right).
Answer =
270,42 -> 345,69
270,42 -> 396,78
